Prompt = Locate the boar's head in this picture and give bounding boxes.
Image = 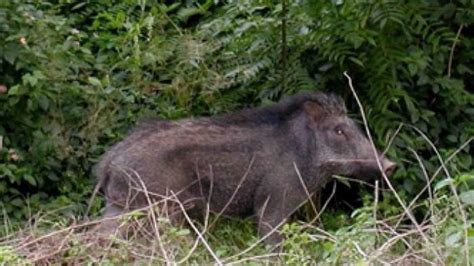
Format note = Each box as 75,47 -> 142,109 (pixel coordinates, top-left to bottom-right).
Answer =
302,94 -> 396,180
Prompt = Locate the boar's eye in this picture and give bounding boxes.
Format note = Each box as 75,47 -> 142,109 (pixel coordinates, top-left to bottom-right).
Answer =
334,126 -> 345,136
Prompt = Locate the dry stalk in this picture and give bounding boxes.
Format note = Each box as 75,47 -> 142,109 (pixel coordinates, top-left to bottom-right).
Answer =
401,137 -> 472,220
390,252 -> 436,266
407,147 -> 434,217
373,180 -> 379,248
432,137 -> 473,180
408,125 -> 470,265
343,71 -> 443,264
223,196 -> 311,263
352,241 -> 368,259
302,180 -> 337,228
174,163 -> 213,264
293,162 -> 319,219
15,197 -> 174,252
226,253 -> 295,265
177,187 -> 212,264
29,229 -> 74,263
374,220 -> 417,253
123,167 -> 171,263
301,222 -> 337,242
373,225 -> 432,259
382,122 -> 404,156
333,174 -> 386,189
169,191 -> 222,265
209,156 -> 255,228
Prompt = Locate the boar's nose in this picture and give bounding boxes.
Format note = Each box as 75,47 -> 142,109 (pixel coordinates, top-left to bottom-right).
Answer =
381,158 -> 396,176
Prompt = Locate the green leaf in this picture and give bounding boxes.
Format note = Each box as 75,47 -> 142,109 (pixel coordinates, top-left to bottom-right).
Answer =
459,190 -> 474,205
33,71 -> 46,80
10,198 -> 23,207
88,77 -> 102,87
447,135 -> 457,142
175,229 -> 191,236
37,94 -> 50,111
7,85 -> 22,96
408,64 -> 418,76
333,175 -> 351,187
468,228 -> 474,237
445,232 -> 462,246
349,57 -> 364,67
24,174 -> 37,186
23,73 -> 38,87
458,174 -> 474,183
434,178 -> 453,191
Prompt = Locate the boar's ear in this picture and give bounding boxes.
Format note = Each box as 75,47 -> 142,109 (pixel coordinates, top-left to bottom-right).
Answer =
303,101 -> 325,124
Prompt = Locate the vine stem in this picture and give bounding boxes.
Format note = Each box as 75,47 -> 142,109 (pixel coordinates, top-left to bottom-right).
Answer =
447,24 -> 464,78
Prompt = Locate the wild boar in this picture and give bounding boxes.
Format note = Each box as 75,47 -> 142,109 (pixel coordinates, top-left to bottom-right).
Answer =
94,91 -> 396,245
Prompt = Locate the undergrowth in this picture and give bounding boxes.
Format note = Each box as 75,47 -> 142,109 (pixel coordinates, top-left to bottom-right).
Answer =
1,169 -> 472,264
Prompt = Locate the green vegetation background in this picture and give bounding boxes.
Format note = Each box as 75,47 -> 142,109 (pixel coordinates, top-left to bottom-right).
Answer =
0,0 -> 473,263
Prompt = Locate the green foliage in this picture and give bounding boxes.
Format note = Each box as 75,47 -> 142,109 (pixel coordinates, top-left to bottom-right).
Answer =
0,246 -> 22,264
0,0 -> 220,220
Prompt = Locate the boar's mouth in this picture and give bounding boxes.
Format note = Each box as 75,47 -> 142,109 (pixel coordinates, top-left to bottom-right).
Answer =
325,157 -> 396,180
382,159 -> 397,176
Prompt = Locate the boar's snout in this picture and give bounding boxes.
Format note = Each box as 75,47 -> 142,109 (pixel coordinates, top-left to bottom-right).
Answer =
381,157 -> 396,176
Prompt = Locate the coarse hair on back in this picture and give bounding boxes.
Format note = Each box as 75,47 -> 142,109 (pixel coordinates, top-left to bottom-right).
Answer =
212,91 -> 347,126
130,91 -> 347,130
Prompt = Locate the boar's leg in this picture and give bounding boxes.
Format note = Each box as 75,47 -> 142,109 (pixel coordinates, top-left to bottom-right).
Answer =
104,202 -> 125,217
254,181 -> 307,246
255,201 -> 286,246
92,202 -> 125,236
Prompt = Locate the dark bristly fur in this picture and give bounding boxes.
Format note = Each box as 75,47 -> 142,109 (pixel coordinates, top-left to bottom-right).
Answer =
94,91 -> 395,245
212,91 -> 347,126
